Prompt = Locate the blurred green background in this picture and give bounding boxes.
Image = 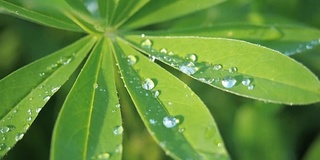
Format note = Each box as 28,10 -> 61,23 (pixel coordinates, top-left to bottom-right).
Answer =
1,0 -> 320,159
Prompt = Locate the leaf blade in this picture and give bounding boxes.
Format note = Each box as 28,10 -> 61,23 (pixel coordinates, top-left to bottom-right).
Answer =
0,36 -> 96,157
124,35 -> 320,104
112,39 -> 229,159
51,38 -> 122,160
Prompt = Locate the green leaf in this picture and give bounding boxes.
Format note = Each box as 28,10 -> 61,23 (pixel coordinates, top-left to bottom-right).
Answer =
110,0 -> 149,28
303,135 -> 320,160
121,0 -> 226,30
0,0 -> 82,32
146,24 -> 320,56
51,38 -> 122,160
0,35 -> 96,157
124,35 -> 320,104
112,39 -> 229,159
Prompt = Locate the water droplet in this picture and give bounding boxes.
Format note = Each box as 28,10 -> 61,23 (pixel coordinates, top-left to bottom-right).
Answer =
179,62 -> 198,75
115,144 -> 123,154
140,34 -> 146,38
248,84 -> 255,90
149,55 -> 156,62
95,152 -> 110,159
141,39 -> 152,49
93,83 -> 99,89
51,86 -> 60,93
217,143 -> 223,147
26,117 -> 32,121
113,126 -> 124,135
168,101 -> 172,105
29,97 -> 33,101
179,128 -> 185,133
43,96 -> 51,102
185,53 -> 197,62
142,78 -> 155,90
149,119 -> 157,125
0,143 -> 7,151
163,116 -> 179,128
24,124 -> 30,130
127,55 -> 137,65
213,64 -> 222,70
241,78 -> 251,86
15,133 -> 24,141
15,11 -> 19,15
12,109 -> 18,114
152,90 -> 160,98
115,104 -> 120,108
27,109 -> 32,115
0,125 -> 14,133
221,76 -> 237,88
36,108 -> 42,113
58,56 -> 73,65
39,72 -> 45,77
160,48 -> 168,54
228,67 -> 238,74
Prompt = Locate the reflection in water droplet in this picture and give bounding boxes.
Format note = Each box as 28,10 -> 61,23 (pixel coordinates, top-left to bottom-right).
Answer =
0,126 -> 10,133
149,55 -> 156,62
221,76 -> 237,88
113,126 -> 124,135
241,78 -> 251,86
142,78 -> 155,90
141,39 -> 152,49
228,67 -> 238,74
127,55 -> 137,65
152,90 -> 160,98
36,108 -> 42,113
185,54 -> 197,62
179,62 -> 198,75
248,84 -> 255,90
15,133 -> 24,141
163,116 -> 179,128
213,64 -> 222,70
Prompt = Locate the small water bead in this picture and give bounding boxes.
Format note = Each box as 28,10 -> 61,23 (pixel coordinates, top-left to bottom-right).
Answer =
149,119 -> 157,125
12,109 -> 18,114
228,67 -> 238,74
29,97 -> 33,101
27,109 -> 32,115
179,128 -> 185,133
141,39 -> 152,49
115,104 -> 120,108
221,76 -> 237,88
43,96 -> 51,102
127,55 -> 137,65
247,84 -> 255,90
115,144 -> 123,154
0,126 -> 13,133
152,90 -> 160,98
113,126 -> 124,135
93,83 -> 99,89
160,48 -> 168,54
185,53 -> 197,62
27,117 -> 32,121
149,55 -> 156,62
179,62 -> 198,75
163,116 -> 179,128
36,108 -> 42,113
24,124 -> 30,130
141,33 -> 146,38
51,86 -> 60,93
58,56 -> 73,65
95,152 -> 110,159
15,133 -> 24,141
241,78 -> 251,86
39,72 -> 45,76
213,64 -> 222,70
0,143 -> 7,151
142,78 -> 155,90
168,101 -> 172,106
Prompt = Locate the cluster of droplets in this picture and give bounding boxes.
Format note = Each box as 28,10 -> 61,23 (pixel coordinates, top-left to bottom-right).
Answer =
39,54 -> 74,77
284,38 -> 320,56
139,38 -> 256,90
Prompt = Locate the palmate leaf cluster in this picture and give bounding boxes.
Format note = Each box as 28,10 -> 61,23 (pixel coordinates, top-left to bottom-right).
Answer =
0,0 -> 320,159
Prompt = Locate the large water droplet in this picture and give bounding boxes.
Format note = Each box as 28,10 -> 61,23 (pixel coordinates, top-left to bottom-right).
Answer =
0,125 -> 14,133
15,133 -> 24,141
127,55 -> 137,65
221,76 -> 237,88
141,39 -> 152,49
142,78 -> 155,90
163,116 -> 179,128
113,126 -> 124,135
185,53 -> 197,62
179,62 -> 198,75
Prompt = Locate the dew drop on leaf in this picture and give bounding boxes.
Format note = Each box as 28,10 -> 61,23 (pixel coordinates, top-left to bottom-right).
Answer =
241,78 -> 251,86
149,119 -> 157,125
149,55 -> 156,62
115,144 -> 123,154
113,126 -> 124,135
115,104 -> 120,108
212,64 -> 222,70
0,126 -> 11,133
26,117 -> 32,121
127,55 -> 137,65
152,90 -> 160,98
221,76 -> 237,88
58,56 -> 73,65
93,83 -> 99,89
179,62 -> 198,75
142,78 -> 155,90
163,116 -> 179,128
228,67 -> 238,74
141,39 -> 152,49
96,152 -> 110,159
185,53 -> 197,62
248,84 -> 255,90
160,48 -> 168,54
39,72 -> 45,77
43,96 -> 51,102
0,143 -> 7,151
15,133 -> 24,141
141,33 -> 146,37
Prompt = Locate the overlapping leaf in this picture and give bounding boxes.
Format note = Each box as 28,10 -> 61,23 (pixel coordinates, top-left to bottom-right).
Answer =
0,36 -> 96,157
112,39 -> 229,159
124,35 -> 320,104
121,0 -> 226,29
51,38 -> 122,160
0,0 -> 82,32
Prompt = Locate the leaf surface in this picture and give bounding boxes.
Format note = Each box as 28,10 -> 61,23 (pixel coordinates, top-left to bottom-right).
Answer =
121,0 -> 226,30
124,35 -> 320,104
0,0 -> 82,32
112,39 -> 229,159
0,36 -> 96,157
146,24 -> 320,56
51,38 -> 122,160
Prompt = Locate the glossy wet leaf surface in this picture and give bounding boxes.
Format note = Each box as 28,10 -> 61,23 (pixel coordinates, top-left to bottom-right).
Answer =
0,36 -> 96,157
51,38 -> 122,160
125,35 -> 320,104
113,39 -> 229,159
